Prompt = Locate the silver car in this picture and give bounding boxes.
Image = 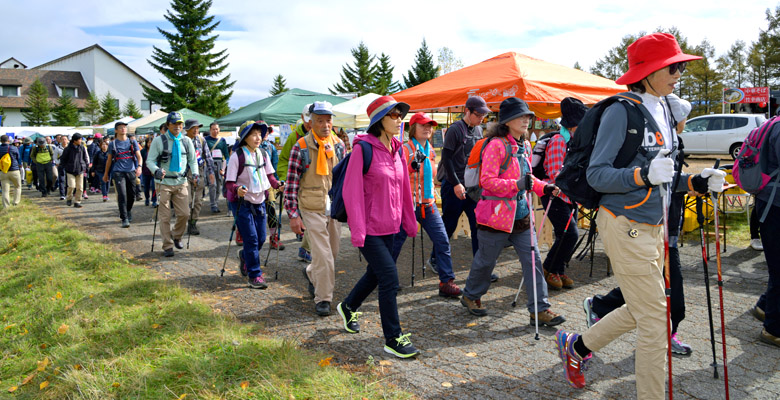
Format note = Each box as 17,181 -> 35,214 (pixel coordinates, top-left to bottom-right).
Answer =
680,113 -> 767,159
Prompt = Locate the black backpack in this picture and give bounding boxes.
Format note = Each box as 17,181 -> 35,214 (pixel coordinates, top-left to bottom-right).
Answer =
555,92 -> 649,210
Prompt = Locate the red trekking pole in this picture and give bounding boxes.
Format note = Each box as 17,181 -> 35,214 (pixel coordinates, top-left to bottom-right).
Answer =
710,160 -> 730,399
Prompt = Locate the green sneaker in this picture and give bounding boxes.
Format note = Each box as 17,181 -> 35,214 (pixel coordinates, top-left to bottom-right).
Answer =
337,302 -> 361,334
384,333 -> 419,359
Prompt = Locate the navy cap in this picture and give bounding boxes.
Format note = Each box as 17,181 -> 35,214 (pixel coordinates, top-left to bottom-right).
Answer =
167,111 -> 184,125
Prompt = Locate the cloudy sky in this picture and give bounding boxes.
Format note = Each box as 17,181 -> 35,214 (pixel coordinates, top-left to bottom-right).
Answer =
4,0 -> 774,109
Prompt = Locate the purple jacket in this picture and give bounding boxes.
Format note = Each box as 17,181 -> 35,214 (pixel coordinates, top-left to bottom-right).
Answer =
343,134 -> 417,247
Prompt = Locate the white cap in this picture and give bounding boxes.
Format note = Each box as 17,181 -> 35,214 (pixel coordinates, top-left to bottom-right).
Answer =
310,101 -> 334,116
666,94 -> 691,123
302,103 -> 312,123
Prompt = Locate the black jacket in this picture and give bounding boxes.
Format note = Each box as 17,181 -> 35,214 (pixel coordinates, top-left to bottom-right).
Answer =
60,144 -> 89,175
91,150 -> 109,175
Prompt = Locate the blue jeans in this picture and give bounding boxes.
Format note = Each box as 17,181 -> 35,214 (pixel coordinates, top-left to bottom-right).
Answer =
230,200 -> 267,279
344,234 -> 402,342
757,199 -> 780,336
440,178 -> 478,255
391,203 -> 455,283
141,174 -> 157,203
541,195 -> 579,275
100,181 -> 109,197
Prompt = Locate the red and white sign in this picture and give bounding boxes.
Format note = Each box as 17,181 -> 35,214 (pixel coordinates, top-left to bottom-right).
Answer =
723,87 -> 769,104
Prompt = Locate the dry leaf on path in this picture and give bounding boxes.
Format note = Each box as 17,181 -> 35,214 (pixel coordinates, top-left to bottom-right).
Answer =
39,381 -> 49,390
465,352 -> 477,357
441,382 -> 453,388
21,374 -> 35,385
466,322 -> 477,327
378,360 -> 392,366
57,324 -> 69,334
318,357 -> 332,367
240,381 -> 249,390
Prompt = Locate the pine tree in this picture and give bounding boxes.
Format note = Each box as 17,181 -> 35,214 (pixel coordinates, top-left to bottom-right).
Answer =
22,78 -> 52,126
330,42 -> 377,96
53,94 -> 80,126
403,39 -> 438,89
99,92 -> 121,124
123,98 -> 143,119
573,62 -> 583,71
269,74 -> 289,96
84,91 -> 100,125
0,106 -> 5,127
143,0 -> 235,117
374,53 -> 400,95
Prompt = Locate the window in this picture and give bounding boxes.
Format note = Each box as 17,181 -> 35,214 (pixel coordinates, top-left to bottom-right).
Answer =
61,87 -> 77,97
708,118 -> 734,131
21,121 -> 29,127
141,99 -> 151,112
1,86 -> 19,97
684,118 -> 709,132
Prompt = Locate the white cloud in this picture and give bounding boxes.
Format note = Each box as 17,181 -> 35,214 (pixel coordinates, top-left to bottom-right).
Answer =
3,0 -> 774,109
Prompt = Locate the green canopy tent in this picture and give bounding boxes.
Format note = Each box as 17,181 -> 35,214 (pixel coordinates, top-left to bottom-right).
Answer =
214,88 -> 348,130
134,108 -> 216,135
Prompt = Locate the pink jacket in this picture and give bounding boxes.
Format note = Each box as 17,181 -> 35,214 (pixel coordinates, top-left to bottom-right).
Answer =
343,134 -> 418,247
475,135 -> 546,233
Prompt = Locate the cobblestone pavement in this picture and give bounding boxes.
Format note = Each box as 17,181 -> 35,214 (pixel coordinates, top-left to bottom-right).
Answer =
29,185 -> 779,400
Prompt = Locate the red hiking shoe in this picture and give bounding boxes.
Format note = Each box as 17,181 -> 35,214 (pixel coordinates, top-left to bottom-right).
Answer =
270,233 -> 285,250
554,330 -> 590,389
438,279 -> 462,298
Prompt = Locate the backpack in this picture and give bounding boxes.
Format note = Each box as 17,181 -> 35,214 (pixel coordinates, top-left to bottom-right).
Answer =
224,146 -> 269,202
464,136 -> 513,203
733,115 -> 780,222
111,139 -> 140,170
0,150 -> 10,173
555,92 -> 653,210
156,134 -> 189,167
296,136 -> 346,171
531,131 -> 562,180
329,141 -> 374,223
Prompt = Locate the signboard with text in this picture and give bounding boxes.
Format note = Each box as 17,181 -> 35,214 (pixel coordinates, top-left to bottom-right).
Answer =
723,87 -> 769,104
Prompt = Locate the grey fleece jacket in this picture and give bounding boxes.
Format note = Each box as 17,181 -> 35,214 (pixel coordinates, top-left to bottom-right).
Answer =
587,96 -> 692,225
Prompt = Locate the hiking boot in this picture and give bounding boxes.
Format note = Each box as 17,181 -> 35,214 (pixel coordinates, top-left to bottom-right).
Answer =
145,199 -> 150,206
270,233 -> 285,250
238,250 -> 247,276
128,211 -> 132,223
235,230 -> 243,245
560,274 -> 574,289
315,301 -> 331,316
60,195 -> 65,200
298,247 -> 312,263
136,193 -> 144,202
543,268 -> 550,279
103,195 -> 108,202
750,238 -> 763,251
163,248 -> 174,257
74,202 -> 82,208
491,273 -> 499,282
66,199 -> 72,206
337,302 -> 361,334
248,274 -> 268,289
583,297 -> 600,328
302,267 -> 315,298
532,309 -> 566,327
750,305 -> 766,322
211,206 -> 220,214
427,257 -> 438,274
461,296 -> 487,317
760,329 -> 780,348
121,219 -> 130,228
174,239 -> 184,250
82,191 -> 88,200
188,220 -> 200,235
384,333 -> 419,358
546,273 -> 563,290
152,201 -> 158,207
438,279 -> 462,298
554,330 -> 590,389
671,333 -> 693,357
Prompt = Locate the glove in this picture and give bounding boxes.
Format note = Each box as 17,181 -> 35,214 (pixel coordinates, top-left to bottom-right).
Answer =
153,168 -> 165,180
543,184 -> 556,196
700,168 -> 727,192
516,174 -> 533,191
640,149 -> 674,186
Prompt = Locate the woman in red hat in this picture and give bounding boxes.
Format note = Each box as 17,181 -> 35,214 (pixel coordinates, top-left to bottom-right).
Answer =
553,33 -> 727,399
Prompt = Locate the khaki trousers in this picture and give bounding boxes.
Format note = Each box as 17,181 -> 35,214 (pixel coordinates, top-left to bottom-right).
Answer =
158,183 -> 190,251
582,211 -> 667,400
65,173 -> 83,203
301,210 -> 341,303
188,171 -> 206,221
0,170 -> 21,208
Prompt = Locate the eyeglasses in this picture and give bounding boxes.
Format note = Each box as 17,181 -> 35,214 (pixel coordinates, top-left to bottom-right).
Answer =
668,62 -> 687,75
385,111 -> 403,120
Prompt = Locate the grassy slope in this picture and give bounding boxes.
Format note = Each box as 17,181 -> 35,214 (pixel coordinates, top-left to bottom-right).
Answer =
0,202 -> 409,399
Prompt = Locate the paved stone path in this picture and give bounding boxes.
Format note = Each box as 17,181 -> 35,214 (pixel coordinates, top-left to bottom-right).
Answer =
29,185 -> 779,400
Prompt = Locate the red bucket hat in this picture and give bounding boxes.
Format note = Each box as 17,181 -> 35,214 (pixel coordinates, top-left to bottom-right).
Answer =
409,112 -> 437,127
615,33 -> 702,85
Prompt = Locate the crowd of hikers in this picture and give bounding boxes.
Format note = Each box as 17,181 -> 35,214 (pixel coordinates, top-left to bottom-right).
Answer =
3,32 -> 778,399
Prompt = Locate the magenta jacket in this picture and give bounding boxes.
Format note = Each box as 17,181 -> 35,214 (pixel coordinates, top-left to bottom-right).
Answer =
343,134 -> 418,247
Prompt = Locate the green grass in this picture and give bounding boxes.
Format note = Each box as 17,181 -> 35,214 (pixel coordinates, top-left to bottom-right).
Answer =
0,202 -> 410,399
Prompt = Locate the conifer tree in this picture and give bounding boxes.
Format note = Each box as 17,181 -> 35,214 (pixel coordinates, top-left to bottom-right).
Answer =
374,53 -> 400,95
123,99 -> 143,119
53,94 -> 80,126
84,91 -> 101,125
99,92 -> 121,124
269,74 -> 289,96
330,42 -> 377,96
22,78 -> 52,126
143,0 -> 235,117
403,39 -> 438,89
0,106 -> 6,127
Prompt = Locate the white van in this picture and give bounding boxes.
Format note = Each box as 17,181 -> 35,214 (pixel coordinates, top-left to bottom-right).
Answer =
680,114 -> 767,159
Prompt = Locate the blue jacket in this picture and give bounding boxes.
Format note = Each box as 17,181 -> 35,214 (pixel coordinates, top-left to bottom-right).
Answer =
0,144 -> 21,172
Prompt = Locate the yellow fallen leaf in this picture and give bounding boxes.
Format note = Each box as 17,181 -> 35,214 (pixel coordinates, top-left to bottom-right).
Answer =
27,284 -> 32,289
55,292 -> 62,299
112,382 -> 120,388
54,367 -> 61,376
441,382 -> 453,388
73,364 -> 82,370
151,324 -> 161,329
37,357 -> 50,371
89,294 -> 93,298
39,381 -> 49,390
240,381 -> 249,390
8,386 -> 17,393
221,297 -> 230,300
318,357 -> 332,367
378,360 -> 392,366
109,299 -> 115,303
65,303 -> 74,310
178,395 -> 187,400
21,374 -> 35,385
465,352 -> 477,357
466,322 -> 477,327
19,328 -> 28,336
4,324 -> 16,330
337,270 -> 345,274
57,324 -> 69,334
40,343 -> 47,349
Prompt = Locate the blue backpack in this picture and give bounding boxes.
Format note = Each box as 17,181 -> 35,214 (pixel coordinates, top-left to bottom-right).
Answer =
329,141 -> 373,223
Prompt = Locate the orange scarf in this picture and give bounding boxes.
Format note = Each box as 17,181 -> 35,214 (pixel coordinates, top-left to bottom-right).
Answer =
312,133 -> 335,175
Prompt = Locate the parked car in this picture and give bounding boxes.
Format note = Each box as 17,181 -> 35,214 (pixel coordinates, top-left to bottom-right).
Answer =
680,113 -> 767,159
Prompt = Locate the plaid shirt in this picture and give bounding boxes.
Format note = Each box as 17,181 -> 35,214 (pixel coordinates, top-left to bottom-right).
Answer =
543,133 -> 572,204
283,142 -> 305,219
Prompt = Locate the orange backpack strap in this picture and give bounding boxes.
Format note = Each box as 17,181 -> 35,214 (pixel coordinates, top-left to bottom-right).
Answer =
297,137 -> 307,150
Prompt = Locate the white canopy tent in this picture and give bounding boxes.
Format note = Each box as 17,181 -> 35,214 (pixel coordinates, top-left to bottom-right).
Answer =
128,110 -> 167,134
97,116 -> 135,129
332,93 -> 452,129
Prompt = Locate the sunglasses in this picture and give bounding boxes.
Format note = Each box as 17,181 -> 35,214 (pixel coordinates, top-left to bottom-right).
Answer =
385,110 -> 403,120
668,62 -> 687,75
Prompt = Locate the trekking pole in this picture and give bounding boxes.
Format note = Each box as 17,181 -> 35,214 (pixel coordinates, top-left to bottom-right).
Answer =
221,197 -> 243,277
661,181 -> 674,400
696,195 -> 720,379
186,178 -> 197,249
274,190 -> 284,280
512,195 -> 552,307
526,191 -> 540,340
150,202 -> 160,252
710,159 -> 731,399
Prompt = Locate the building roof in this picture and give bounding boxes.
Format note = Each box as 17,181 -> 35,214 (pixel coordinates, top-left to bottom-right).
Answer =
0,57 -> 27,69
0,69 -> 89,108
33,44 -> 161,92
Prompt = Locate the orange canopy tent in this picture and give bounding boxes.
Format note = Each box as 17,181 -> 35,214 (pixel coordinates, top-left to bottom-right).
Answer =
393,52 -> 626,119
